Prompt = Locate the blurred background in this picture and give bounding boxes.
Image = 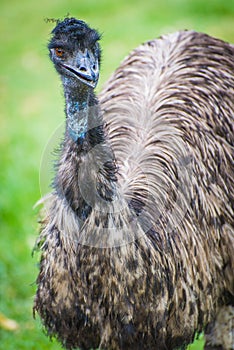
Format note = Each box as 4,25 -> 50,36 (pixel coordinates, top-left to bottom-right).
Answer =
0,0 -> 233,349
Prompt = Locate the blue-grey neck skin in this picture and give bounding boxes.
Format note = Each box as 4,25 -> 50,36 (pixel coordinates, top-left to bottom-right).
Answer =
66,99 -> 88,142
62,77 -> 91,143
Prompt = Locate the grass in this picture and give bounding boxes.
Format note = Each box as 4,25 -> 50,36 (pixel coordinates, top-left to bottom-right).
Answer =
0,0 -> 233,348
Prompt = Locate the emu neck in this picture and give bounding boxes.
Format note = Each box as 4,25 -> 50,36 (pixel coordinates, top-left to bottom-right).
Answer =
63,79 -> 92,143
57,78 -> 118,216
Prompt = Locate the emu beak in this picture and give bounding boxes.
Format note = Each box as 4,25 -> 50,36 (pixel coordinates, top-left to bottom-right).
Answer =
62,49 -> 99,88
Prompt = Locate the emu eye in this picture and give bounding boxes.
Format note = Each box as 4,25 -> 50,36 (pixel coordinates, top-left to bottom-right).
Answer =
54,48 -> 65,58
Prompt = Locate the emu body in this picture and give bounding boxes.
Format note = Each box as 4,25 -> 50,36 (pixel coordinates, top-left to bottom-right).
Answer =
34,19 -> 234,350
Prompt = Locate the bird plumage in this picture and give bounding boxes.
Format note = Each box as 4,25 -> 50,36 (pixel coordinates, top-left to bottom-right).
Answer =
34,18 -> 234,350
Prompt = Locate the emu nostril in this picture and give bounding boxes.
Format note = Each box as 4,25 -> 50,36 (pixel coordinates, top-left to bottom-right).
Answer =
79,66 -> 87,72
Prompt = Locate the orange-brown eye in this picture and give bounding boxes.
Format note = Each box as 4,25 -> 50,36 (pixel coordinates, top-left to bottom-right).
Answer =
55,48 -> 65,58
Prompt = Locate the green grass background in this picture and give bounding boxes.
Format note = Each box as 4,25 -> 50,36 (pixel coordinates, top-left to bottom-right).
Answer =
0,0 -> 233,349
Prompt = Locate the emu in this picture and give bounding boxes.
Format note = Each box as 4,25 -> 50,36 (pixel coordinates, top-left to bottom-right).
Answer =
34,17 -> 234,350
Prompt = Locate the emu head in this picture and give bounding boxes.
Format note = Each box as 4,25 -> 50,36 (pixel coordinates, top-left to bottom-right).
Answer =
48,18 -> 101,89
